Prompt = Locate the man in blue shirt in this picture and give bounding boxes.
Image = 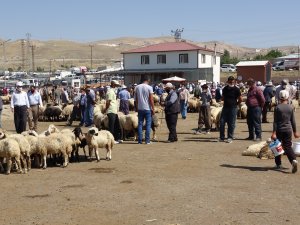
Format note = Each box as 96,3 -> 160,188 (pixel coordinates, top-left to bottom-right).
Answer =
27,86 -> 43,131
118,85 -> 131,115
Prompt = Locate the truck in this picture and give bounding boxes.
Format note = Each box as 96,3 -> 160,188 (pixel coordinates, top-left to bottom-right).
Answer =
275,60 -> 299,71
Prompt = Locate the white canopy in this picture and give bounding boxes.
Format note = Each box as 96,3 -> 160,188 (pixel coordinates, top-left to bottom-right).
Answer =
162,76 -> 186,82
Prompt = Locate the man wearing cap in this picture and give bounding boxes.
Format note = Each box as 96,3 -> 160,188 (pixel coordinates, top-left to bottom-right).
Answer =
245,78 -> 265,141
134,77 -> 155,144
219,76 -> 242,143
272,90 -> 299,173
275,79 -> 294,105
105,80 -> 121,143
164,82 -> 180,142
11,81 -> 30,133
27,85 -> 43,131
118,85 -> 131,115
262,81 -> 274,123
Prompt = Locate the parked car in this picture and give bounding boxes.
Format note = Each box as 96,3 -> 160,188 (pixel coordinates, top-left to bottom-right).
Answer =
220,64 -> 236,72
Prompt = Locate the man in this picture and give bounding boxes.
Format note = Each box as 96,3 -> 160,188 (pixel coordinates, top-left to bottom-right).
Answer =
195,84 -> 212,134
53,86 -> 61,105
105,80 -> 121,143
134,77 -> 155,144
61,87 -> 69,106
84,87 -> 95,127
219,76 -> 242,143
164,83 -> 180,142
67,91 -> 81,126
118,85 -> 131,115
79,88 -> 86,126
262,81 -> 274,123
179,84 -> 189,119
275,79 -> 294,105
27,85 -> 43,131
245,78 -> 265,141
10,81 -> 30,133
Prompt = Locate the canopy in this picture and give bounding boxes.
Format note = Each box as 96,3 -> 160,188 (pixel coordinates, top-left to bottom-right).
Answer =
162,76 -> 186,82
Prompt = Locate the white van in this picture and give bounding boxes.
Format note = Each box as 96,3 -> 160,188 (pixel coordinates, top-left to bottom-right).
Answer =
220,64 -> 236,72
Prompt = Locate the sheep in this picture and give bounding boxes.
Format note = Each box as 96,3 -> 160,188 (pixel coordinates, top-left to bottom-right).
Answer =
0,138 -> 23,174
94,111 -> 105,130
85,127 -> 115,162
0,95 -> 11,104
61,104 -> 74,120
292,99 -> 299,112
153,94 -> 160,106
43,104 -> 62,121
237,102 -> 247,119
128,98 -> 135,111
242,139 -> 274,159
38,106 -> 45,121
210,106 -> 222,131
21,130 -> 41,168
72,127 -> 88,161
188,98 -> 200,112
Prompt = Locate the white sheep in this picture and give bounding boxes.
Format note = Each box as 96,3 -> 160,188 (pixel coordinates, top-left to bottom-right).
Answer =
292,99 -> 299,112
242,139 -> 274,159
210,106 -> 222,131
0,138 -> 23,174
85,127 -> 115,162
61,104 -> 74,120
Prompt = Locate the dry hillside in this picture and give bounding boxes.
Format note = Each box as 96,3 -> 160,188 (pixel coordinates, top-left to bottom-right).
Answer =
0,36 -> 299,71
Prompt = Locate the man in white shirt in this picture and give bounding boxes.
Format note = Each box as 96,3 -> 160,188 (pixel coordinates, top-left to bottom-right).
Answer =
10,81 -> 30,133
27,85 -> 43,131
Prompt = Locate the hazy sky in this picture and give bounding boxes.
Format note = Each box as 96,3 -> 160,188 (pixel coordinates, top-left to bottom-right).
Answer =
1,0 -> 300,48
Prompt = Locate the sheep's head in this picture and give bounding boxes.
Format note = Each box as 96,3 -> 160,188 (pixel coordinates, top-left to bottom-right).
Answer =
88,127 -> 99,136
47,124 -> 60,134
72,127 -> 83,138
0,129 -> 7,139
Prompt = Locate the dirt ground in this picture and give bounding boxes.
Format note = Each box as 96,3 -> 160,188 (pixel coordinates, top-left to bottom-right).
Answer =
1,105 -> 300,225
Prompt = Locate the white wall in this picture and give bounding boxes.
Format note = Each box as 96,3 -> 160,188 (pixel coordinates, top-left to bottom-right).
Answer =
212,56 -> 221,83
124,51 -> 198,70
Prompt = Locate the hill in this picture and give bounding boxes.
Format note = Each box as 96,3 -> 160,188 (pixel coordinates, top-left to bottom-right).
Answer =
0,36 -> 299,71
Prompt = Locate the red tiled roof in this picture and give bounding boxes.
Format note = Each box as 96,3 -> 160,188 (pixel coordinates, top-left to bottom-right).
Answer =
122,42 -> 216,54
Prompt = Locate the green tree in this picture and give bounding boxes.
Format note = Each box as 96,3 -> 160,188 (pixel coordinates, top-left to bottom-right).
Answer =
7,68 -> 13,72
37,67 -> 44,72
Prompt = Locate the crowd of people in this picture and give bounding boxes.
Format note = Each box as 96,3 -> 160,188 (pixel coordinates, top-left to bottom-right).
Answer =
3,75 -> 300,173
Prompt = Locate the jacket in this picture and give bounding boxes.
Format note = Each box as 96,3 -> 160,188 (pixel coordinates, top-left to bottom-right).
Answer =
165,90 -> 180,114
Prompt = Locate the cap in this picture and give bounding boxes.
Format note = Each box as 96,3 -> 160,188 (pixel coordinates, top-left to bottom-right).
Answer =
266,81 -> 273,86
16,81 -> 23,87
279,90 -> 289,100
111,80 -> 120,86
281,79 -> 288,85
121,85 -> 127,89
165,82 -> 173,89
201,84 -> 208,89
257,81 -> 262,86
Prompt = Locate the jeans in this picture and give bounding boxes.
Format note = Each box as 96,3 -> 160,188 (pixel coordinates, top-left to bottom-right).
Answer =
219,107 -> 237,140
180,100 -> 187,118
84,105 -> 94,126
107,113 -> 121,141
247,106 -> 262,139
275,131 -> 296,166
138,110 -> 152,144
80,106 -> 85,125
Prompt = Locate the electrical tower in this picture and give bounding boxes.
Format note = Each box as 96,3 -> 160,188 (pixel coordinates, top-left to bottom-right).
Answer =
21,39 -> 26,71
171,28 -> 184,42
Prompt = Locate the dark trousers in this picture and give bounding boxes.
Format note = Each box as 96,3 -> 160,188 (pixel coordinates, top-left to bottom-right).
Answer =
247,106 -> 262,139
198,105 -> 211,131
262,102 -> 271,122
14,105 -> 27,134
275,131 -> 296,166
80,106 -> 85,125
107,113 -> 121,141
69,106 -> 81,124
165,113 -> 178,141
220,107 -> 237,139
119,100 -> 129,115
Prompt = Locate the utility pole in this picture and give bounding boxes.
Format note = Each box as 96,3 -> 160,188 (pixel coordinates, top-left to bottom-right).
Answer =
31,45 -> 35,72
89,44 -> 94,70
21,39 -> 26,71
298,45 -> 300,77
26,33 -> 31,72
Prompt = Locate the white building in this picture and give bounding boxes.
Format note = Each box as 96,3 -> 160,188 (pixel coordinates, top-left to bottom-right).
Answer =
121,41 -> 221,84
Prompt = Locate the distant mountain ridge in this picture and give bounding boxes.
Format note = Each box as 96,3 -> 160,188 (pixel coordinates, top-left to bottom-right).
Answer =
0,36 -> 298,71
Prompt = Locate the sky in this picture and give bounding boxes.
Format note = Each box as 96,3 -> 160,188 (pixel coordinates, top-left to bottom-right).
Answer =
1,0 -> 300,48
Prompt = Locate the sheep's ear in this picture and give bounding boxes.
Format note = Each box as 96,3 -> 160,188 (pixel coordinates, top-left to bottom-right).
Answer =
95,133 -> 98,136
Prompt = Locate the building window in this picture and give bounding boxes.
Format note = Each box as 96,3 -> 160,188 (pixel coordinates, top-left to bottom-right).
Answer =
157,54 -> 166,64
179,54 -> 188,64
201,54 -> 206,64
141,55 -> 150,64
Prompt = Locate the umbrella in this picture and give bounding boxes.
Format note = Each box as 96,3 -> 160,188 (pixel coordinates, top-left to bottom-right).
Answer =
162,76 -> 186,82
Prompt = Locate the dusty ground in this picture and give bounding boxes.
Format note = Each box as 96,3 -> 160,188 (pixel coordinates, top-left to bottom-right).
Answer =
1,105 -> 300,225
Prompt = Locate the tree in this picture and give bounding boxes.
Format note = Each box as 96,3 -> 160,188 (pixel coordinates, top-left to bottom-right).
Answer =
7,68 -> 13,72
37,67 -> 44,72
